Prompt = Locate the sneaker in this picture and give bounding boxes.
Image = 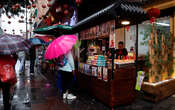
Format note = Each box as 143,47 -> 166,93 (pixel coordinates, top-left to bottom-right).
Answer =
30,73 -> 34,76
63,93 -> 68,99
67,93 -> 76,100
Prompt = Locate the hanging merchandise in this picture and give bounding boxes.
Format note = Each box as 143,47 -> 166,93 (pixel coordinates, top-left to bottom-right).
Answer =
147,8 -> 160,23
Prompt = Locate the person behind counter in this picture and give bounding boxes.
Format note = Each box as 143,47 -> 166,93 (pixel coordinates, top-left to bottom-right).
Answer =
115,41 -> 128,59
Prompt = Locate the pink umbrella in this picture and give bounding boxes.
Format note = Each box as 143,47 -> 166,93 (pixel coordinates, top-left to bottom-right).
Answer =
45,35 -> 77,60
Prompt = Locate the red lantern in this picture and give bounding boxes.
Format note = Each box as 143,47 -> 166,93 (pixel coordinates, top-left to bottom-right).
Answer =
76,0 -> 82,6
147,8 -> 160,23
32,4 -> 36,8
56,6 -> 62,13
42,4 -> 46,8
39,17 -> 42,20
29,18 -> 32,22
47,4 -> 51,7
126,26 -> 130,32
0,4 -> 3,8
27,30 -> 30,33
21,16 -> 24,19
8,16 -> 11,19
8,21 -> 11,24
15,4 -> 20,9
27,5 -> 31,9
47,0 -> 51,2
12,5 -> 16,11
64,10 -> 69,15
63,4 -> 68,9
4,29 -> 6,32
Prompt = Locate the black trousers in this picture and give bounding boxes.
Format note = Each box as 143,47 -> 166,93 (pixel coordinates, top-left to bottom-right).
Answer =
59,70 -> 73,93
0,81 -> 11,110
30,58 -> 35,73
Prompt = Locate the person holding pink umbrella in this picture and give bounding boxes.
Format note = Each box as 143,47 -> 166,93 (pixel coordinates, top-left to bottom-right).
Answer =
58,50 -> 76,100
45,35 -> 77,100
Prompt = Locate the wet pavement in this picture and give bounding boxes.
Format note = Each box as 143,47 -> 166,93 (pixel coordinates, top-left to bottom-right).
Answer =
0,61 -> 175,110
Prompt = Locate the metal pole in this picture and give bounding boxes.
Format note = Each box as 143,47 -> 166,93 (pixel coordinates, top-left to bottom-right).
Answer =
136,24 -> 138,73
25,0 -> 28,39
111,48 -> 115,79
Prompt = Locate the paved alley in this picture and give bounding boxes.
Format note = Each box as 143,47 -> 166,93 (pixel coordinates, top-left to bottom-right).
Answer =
0,61 -> 174,110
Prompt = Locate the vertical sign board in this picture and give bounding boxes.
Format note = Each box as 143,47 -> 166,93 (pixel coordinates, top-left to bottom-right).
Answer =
109,20 -> 116,49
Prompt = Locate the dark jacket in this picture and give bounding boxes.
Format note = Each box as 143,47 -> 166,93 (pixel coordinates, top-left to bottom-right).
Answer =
115,48 -> 128,59
29,46 -> 36,59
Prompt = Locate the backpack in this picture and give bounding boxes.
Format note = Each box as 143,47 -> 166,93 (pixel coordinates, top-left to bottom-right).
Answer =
56,55 -> 68,67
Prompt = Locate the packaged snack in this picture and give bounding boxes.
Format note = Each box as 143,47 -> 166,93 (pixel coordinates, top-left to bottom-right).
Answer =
92,66 -> 97,77
97,67 -> 102,80
103,67 -> 108,82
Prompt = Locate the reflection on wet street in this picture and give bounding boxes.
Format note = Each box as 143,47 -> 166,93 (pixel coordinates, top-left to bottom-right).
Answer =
0,61 -> 175,110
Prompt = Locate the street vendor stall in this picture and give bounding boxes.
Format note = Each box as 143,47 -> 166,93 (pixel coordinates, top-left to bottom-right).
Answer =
72,0 -> 147,108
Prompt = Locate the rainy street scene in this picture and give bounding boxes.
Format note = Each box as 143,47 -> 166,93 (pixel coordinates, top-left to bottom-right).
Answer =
0,0 -> 175,110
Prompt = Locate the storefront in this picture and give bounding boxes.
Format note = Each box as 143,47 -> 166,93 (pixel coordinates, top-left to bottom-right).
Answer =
72,0 -> 147,108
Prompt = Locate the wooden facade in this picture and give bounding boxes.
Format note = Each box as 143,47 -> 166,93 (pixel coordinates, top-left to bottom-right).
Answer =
77,64 -> 136,107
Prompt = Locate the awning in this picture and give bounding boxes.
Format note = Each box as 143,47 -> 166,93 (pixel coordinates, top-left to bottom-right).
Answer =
72,0 -> 148,32
33,25 -> 72,35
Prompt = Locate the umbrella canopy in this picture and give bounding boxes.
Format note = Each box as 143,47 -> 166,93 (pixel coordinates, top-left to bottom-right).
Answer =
0,34 -> 32,55
29,38 -> 45,45
33,25 -> 72,35
34,35 -> 55,42
45,35 -> 77,60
